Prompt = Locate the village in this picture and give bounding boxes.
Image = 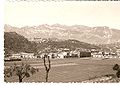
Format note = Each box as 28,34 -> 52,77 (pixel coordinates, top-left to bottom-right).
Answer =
5,48 -> 120,61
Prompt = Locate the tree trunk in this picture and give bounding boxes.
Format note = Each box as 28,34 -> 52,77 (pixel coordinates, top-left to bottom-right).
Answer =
19,79 -> 22,83
43,55 -> 51,82
19,76 -> 22,83
46,71 -> 48,82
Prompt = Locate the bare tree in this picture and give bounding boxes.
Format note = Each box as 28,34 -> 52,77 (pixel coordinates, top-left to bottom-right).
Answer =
41,45 -> 56,82
43,54 -> 51,82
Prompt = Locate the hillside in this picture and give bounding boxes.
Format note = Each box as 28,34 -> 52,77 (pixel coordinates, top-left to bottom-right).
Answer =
36,39 -> 100,52
4,32 -> 37,57
4,24 -> 120,44
4,32 -> 100,57
98,42 -> 120,52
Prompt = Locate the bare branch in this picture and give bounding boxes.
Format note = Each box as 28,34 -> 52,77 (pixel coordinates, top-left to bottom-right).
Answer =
21,74 -> 26,80
47,56 -> 51,72
43,56 -> 48,71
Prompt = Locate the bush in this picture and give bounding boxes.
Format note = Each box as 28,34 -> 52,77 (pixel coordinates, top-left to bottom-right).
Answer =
113,64 -> 119,71
116,71 -> 120,78
113,64 -> 120,78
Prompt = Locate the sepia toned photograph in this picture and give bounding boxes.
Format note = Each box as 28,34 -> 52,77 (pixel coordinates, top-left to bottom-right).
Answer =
4,0 -> 120,83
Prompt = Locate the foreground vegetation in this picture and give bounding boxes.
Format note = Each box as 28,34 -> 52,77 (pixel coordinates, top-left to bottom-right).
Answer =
82,74 -> 120,83
4,63 -> 39,82
4,58 -> 120,82
82,64 -> 120,83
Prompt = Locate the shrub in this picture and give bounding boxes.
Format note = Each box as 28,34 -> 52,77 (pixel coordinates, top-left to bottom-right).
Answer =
113,64 -> 120,78
113,64 -> 119,71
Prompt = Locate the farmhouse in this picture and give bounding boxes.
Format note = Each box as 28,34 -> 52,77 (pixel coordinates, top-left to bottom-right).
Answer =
91,52 -> 103,58
56,48 -> 70,58
11,52 -> 35,59
57,51 -> 69,59
69,51 -> 80,58
11,53 -> 20,59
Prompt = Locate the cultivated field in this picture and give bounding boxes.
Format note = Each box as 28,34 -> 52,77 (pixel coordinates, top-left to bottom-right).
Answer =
4,58 -> 120,82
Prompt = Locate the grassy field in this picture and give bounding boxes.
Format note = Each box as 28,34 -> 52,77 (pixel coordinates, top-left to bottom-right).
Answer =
4,58 -> 120,82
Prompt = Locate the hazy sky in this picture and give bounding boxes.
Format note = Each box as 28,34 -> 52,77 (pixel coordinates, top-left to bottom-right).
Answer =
4,1 -> 120,29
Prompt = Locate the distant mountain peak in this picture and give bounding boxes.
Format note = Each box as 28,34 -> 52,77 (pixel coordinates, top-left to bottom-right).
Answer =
4,24 -> 120,44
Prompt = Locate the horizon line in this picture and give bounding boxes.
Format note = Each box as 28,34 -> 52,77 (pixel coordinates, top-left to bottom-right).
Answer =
4,24 -> 120,30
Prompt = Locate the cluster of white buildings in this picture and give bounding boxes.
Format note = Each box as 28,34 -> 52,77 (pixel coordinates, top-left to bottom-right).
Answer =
38,48 -> 91,59
91,49 -> 120,58
8,48 -> 120,60
38,48 -> 70,59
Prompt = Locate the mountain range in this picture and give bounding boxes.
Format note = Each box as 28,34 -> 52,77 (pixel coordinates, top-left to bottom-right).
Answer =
4,24 -> 120,44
